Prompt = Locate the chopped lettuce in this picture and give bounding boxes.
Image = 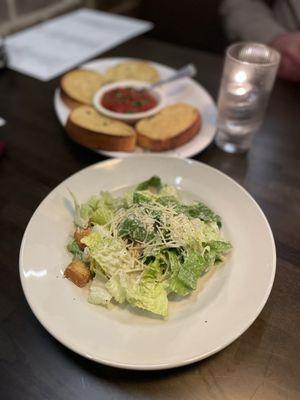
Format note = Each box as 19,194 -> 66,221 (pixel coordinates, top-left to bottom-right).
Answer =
81,228 -> 133,277
88,273 -> 112,306
90,206 -> 113,225
105,272 -> 127,303
67,240 -> 83,261
67,176 -> 232,317
200,221 -> 220,242
157,195 -> 179,208
183,202 -> 222,227
70,191 -> 117,228
119,215 -> 148,242
205,240 -> 232,263
126,260 -> 168,317
69,191 -> 92,228
133,190 -> 156,205
177,251 -> 208,290
159,184 -> 179,198
167,251 -> 191,296
136,176 -> 162,191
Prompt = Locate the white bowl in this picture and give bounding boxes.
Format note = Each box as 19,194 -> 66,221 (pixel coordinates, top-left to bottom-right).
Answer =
93,80 -> 165,124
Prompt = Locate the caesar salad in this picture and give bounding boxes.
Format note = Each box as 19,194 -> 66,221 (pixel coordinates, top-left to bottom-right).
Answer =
64,176 -> 232,317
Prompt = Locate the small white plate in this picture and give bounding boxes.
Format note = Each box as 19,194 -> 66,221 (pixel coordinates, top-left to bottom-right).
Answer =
19,156 -> 276,370
54,57 -> 217,158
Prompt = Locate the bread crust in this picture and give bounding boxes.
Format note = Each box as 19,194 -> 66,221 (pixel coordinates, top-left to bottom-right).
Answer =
60,89 -> 84,109
137,113 -> 201,151
66,118 -> 136,151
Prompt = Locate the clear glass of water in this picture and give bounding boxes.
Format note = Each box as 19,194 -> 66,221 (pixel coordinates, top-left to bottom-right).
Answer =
215,42 -> 280,153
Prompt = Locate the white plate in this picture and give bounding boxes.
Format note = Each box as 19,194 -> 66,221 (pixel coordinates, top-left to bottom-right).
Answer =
54,57 -> 217,158
19,156 -> 276,370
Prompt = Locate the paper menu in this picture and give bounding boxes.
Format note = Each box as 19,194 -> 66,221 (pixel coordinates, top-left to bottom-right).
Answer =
6,8 -> 153,81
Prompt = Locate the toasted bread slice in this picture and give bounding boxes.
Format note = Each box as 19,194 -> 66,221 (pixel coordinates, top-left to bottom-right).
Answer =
66,105 -> 136,151
104,61 -> 159,83
136,103 -> 201,151
60,69 -> 105,108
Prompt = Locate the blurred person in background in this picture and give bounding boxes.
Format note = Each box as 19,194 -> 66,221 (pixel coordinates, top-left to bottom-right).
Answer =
221,0 -> 300,81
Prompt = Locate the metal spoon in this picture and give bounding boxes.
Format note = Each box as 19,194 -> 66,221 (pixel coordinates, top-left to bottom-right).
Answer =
148,63 -> 197,90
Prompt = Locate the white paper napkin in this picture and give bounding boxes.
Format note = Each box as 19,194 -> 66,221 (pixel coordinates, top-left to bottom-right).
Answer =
6,8 -> 153,81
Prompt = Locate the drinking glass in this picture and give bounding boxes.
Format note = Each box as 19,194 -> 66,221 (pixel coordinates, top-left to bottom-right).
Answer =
215,42 -> 280,153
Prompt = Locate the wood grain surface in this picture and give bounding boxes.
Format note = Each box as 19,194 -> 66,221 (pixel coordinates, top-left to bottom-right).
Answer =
0,36 -> 299,400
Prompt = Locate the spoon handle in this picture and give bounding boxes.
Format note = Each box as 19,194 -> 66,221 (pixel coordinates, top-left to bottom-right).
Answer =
150,64 -> 197,89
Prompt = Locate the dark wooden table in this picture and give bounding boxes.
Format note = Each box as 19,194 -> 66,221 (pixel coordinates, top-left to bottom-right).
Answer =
0,36 -> 299,400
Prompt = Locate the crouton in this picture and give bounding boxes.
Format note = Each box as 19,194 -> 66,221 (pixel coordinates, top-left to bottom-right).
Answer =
74,227 -> 92,250
64,260 -> 91,287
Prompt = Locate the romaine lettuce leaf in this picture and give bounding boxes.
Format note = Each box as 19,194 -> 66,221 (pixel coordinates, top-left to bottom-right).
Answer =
87,192 -> 119,211
200,221 -> 220,242
204,240 -> 232,263
136,176 -> 162,192
90,206 -> 113,225
67,240 -> 83,261
88,273 -> 112,306
159,184 -> 179,198
119,215 -> 148,242
167,251 -> 191,296
208,240 -> 232,253
81,228 -> 133,277
157,195 -> 179,207
183,202 -> 221,227
89,192 -> 116,225
70,191 -> 117,228
126,260 -> 168,317
133,190 -> 157,205
69,192 -> 93,228
157,196 -> 221,227
177,251 -> 209,290
105,272 -> 128,303
100,191 -> 121,210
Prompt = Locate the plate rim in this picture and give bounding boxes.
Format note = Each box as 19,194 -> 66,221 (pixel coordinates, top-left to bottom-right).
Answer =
53,56 -> 217,158
19,155 -> 276,370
